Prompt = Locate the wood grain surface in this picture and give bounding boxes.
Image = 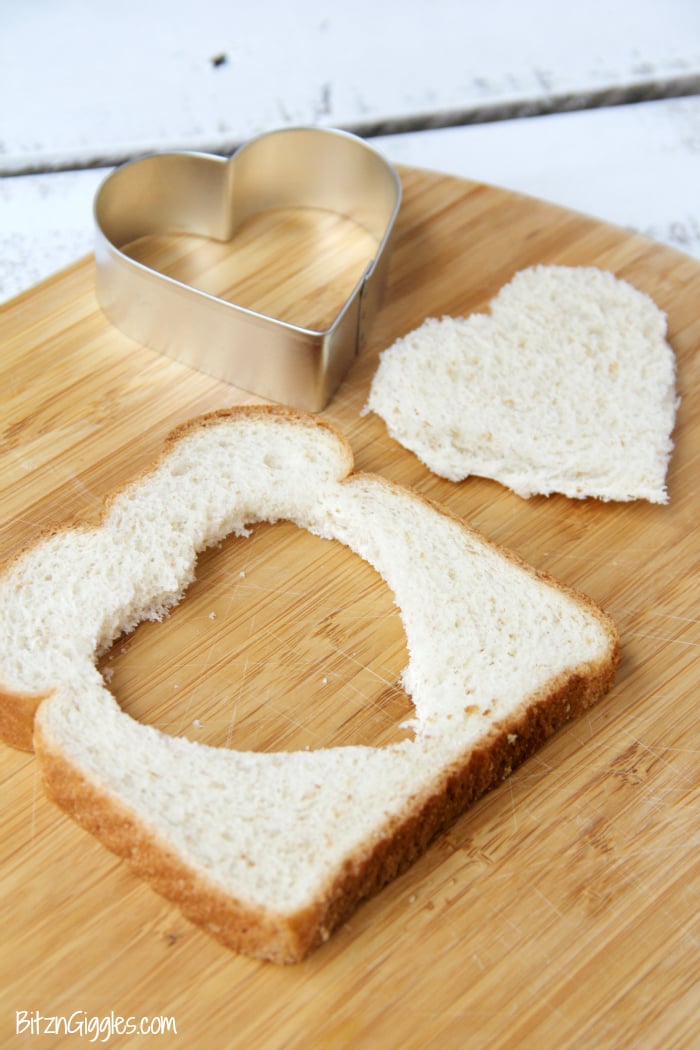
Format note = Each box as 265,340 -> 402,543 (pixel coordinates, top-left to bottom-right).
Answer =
1,166 -> 698,1049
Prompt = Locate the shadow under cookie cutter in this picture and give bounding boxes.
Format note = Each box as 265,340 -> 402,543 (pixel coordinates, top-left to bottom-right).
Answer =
93,126 -> 402,412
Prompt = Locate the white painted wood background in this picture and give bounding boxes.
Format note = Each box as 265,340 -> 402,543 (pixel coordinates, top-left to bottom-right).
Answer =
1,0 -> 699,301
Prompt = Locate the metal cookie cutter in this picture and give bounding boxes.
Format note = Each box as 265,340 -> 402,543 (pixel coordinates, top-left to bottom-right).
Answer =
93,126 -> 401,411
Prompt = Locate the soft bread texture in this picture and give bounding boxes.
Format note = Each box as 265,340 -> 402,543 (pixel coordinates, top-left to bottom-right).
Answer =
365,265 -> 679,502
0,405 -> 619,962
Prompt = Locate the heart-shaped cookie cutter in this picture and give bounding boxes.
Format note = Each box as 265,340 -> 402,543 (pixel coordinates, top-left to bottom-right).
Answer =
94,127 -> 401,411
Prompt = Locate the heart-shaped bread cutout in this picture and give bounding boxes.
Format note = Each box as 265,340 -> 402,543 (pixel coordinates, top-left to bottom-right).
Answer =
365,266 -> 679,502
0,407 -> 618,962
94,127 -> 401,412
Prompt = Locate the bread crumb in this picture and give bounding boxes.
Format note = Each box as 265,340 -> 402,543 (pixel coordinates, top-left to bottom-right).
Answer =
208,611 -> 217,620
507,733 -> 518,744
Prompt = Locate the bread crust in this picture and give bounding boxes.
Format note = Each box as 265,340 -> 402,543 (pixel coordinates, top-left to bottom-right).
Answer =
0,686 -> 50,751
34,640 -> 617,963
34,715 -> 325,964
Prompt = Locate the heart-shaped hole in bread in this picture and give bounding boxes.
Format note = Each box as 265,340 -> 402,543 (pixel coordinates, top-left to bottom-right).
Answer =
99,520 -> 413,751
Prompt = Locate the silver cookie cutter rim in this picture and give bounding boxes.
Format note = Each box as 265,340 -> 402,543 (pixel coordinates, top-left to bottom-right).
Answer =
93,126 -> 402,412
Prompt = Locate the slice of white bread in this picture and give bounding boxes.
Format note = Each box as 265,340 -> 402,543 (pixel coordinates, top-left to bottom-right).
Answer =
365,265 -> 678,501
0,405 -> 619,963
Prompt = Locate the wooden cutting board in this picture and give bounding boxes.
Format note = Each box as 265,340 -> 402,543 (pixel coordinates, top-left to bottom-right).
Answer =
1,166 -> 698,1049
